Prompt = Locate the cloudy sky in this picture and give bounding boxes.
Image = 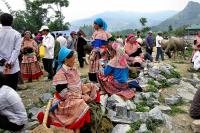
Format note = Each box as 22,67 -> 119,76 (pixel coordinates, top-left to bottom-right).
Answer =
0,0 -> 199,21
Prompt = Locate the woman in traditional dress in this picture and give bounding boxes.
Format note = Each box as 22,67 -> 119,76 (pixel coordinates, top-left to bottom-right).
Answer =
37,47 -> 98,133
21,31 -> 43,82
98,42 -> 135,100
124,34 -> 144,67
88,18 -> 112,82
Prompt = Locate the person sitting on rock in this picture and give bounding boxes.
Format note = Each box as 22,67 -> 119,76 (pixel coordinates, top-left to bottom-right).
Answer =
190,89 -> 200,119
98,42 -> 142,100
37,47 -> 99,133
124,34 -> 145,68
0,72 -> 27,131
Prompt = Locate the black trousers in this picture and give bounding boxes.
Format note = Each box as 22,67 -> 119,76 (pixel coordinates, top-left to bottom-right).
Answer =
146,47 -> 153,56
78,54 -> 85,68
4,72 -> 19,90
0,115 -> 24,131
42,58 -> 54,80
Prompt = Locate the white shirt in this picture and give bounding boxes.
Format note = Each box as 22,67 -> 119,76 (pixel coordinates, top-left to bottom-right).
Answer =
136,37 -> 143,45
0,85 -> 27,125
0,26 -> 22,74
43,33 -> 55,59
56,36 -> 67,48
156,35 -> 163,47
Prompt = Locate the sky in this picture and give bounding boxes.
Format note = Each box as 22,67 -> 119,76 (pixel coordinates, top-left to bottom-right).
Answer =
0,0 -> 199,21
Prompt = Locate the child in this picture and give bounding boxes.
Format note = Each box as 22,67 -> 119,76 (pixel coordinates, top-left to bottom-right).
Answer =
38,47 -> 98,133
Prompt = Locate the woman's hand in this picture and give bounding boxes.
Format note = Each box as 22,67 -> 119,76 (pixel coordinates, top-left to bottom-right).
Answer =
82,94 -> 92,102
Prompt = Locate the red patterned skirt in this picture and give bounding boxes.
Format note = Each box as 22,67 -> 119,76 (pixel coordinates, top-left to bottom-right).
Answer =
98,72 -> 135,100
21,61 -> 43,79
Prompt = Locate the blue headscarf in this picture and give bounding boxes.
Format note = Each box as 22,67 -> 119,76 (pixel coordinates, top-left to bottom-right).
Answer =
57,47 -> 72,71
94,18 -> 108,31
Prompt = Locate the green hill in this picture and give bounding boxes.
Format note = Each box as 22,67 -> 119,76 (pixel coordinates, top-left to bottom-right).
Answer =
153,1 -> 200,31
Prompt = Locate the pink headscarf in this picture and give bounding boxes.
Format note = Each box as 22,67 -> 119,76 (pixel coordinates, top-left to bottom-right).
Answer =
108,42 -> 128,68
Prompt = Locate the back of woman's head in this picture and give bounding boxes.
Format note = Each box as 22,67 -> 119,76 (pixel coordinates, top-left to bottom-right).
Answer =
0,73 -> 5,88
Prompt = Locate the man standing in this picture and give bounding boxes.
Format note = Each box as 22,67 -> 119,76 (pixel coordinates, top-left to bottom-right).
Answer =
136,31 -> 143,46
0,13 -> 22,90
40,26 -> 55,80
145,31 -> 154,56
56,33 -> 67,48
68,31 -> 77,51
155,32 -> 164,62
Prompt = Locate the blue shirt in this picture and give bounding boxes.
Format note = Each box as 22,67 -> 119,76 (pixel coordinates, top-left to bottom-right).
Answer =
104,65 -> 128,83
146,35 -> 154,48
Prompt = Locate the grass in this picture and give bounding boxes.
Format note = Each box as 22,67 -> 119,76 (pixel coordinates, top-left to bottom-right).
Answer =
126,120 -> 142,133
160,70 -> 181,79
172,61 -> 189,64
159,79 -> 171,88
168,106 -> 186,116
147,80 -> 159,92
167,99 -> 187,116
146,119 -> 163,132
135,102 -> 150,112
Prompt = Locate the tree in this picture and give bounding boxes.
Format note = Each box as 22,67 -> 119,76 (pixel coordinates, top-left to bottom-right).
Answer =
168,25 -> 173,32
48,19 -> 69,31
43,0 -> 69,30
139,17 -> 147,27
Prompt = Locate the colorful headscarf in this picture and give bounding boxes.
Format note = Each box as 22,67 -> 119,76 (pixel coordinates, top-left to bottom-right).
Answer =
94,18 -> 108,31
57,47 -> 72,70
108,42 -> 128,68
126,34 -> 135,42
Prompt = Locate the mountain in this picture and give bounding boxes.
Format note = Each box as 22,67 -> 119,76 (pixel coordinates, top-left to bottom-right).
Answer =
153,1 -> 200,31
70,11 -> 177,31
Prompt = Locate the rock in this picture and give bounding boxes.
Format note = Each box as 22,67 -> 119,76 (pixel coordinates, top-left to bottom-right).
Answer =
176,81 -> 197,101
149,107 -> 164,121
138,124 -> 148,133
115,105 -> 128,119
25,121 -> 39,130
148,70 -> 166,81
149,67 -> 160,75
137,112 -> 149,122
128,111 -> 140,122
126,100 -> 136,110
109,94 -> 127,107
159,65 -> 171,75
28,107 -> 45,120
163,114 -> 173,130
165,95 -> 182,105
158,105 -> 172,113
100,94 -> 108,107
40,93 -> 52,103
182,78 -> 200,87
141,92 -> 152,100
167,78 -> 181,85
107,109 -> 117,118
191,120 -> 200,133
111,124 -> 131,133
100,94 -> 108,114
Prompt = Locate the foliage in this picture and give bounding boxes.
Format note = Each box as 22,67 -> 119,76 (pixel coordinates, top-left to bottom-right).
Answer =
168,25 -> 173,32
172,25 -> 187,37
126,120 -> 142,133
112,29 -> 135,37
168,106 -> 186,116
147,80 -> 159,92
160,70 -> 181,79
48,19 -> 69,31
140,17 -> 147,27
159,79 -> 171,88
146,118 -> 163,131
135,102 -> 150,112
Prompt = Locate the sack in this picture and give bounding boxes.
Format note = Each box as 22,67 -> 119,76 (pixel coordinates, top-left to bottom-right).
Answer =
39,45 -> 45,58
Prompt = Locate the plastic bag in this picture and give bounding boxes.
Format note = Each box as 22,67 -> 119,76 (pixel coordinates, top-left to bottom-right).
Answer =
39,45 -> 45,58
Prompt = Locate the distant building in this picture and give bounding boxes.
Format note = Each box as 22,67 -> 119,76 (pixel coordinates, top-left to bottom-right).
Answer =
184,24 -> 200,43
